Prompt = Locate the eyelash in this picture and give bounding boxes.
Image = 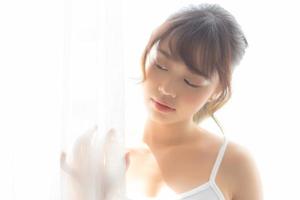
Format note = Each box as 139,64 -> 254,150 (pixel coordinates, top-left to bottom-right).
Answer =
154,63 -> 200,88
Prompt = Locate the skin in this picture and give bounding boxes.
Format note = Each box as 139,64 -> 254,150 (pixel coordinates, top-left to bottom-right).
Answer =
59,35 -> 263,200
125,37 -> 264,200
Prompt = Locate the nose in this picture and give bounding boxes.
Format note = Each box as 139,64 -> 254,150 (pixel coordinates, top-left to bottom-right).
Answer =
158,85 -> 176,98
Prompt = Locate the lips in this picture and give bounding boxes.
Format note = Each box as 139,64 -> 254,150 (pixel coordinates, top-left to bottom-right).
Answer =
151,98 -> 175,110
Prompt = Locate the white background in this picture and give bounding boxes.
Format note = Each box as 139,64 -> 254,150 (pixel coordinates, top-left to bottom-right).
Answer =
0,0 -> 299,199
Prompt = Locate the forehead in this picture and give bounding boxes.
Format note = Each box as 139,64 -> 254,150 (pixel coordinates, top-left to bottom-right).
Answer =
157,35 -> 220,80
157,37 -> 177,60
155,39 -> 209,78
152,39 -> 219,83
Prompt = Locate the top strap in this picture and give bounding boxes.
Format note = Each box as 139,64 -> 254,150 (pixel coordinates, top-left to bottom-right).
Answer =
209,136 -> 229,182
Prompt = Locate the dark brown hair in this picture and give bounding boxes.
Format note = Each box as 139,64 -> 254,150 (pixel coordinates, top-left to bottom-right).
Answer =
139,4 -> 248,130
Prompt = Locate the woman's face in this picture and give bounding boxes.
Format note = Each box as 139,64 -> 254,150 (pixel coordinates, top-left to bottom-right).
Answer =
142,38 -> 221,124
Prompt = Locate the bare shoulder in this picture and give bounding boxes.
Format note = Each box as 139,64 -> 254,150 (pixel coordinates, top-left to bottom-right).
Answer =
224,140 -> 264,200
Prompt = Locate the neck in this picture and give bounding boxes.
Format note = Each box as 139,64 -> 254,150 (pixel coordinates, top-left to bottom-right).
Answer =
142,118 -> 198,150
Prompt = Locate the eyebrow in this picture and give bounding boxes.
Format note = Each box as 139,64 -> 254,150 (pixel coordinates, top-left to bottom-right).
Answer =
157,48 -> 210,80
157,48 -> 172,58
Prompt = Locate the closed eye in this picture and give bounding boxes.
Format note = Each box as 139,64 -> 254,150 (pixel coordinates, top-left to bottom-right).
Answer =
154,63 -> 168,71
155,63 -> 201,88
184,79 -> 201,88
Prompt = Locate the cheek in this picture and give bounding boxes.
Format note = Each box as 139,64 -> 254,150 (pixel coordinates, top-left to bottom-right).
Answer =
181,90 -> 211,111
142,66 -> 159,94
146,66 -> 157,80
143,65 -> 163,88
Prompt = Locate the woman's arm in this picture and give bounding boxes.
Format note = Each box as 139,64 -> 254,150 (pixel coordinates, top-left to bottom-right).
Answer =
231,144 -> 264,200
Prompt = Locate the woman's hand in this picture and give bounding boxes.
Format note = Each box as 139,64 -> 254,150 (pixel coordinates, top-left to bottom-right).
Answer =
60,126 -> 128,200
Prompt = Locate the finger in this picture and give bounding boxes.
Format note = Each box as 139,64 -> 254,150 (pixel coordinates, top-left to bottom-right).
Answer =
60,151 -> 71,173
60,152 -> 80,181
60,151 -> 66,166
106,128 -> 117,141
124,151 -> 130,171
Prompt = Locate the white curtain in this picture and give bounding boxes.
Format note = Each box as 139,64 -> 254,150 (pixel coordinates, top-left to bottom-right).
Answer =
0,0 -> 127,199
60,0 -> 126,199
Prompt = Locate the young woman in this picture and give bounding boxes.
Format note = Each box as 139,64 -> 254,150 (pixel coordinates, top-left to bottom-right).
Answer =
60,3 -> 263,200
125,3 -> 263,200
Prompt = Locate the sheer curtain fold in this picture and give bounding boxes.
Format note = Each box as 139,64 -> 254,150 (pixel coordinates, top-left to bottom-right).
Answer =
59,0 -> 126,199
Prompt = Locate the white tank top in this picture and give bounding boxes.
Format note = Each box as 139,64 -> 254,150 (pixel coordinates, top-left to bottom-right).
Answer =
125,136 -> 229,200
